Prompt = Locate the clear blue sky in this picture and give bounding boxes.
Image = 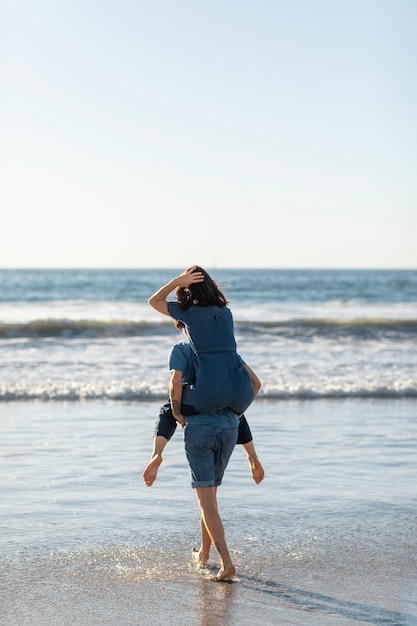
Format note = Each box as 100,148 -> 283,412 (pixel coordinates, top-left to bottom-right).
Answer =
1,0 -> 416,268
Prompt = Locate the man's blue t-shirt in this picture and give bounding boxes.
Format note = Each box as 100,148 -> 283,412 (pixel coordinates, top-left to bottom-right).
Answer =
168,342 -> 196,383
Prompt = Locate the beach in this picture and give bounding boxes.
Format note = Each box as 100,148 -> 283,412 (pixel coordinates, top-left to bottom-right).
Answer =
1,398 -> 417,626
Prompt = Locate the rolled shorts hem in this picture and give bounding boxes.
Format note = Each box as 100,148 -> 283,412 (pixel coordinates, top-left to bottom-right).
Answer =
191,479 -> 222,489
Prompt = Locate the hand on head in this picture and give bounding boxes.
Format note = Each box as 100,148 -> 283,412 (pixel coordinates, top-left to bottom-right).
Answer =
178,270 -> 204,288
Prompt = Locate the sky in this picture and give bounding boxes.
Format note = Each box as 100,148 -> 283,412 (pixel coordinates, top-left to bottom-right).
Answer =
1,0 -> 416,269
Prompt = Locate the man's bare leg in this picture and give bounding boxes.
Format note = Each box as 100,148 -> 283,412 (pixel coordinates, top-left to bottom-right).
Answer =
143,436 -> 168,487
242,441 -> 265,484
193,490 -> 217,567
195,487 -> 236,581
193,516 -> 211,568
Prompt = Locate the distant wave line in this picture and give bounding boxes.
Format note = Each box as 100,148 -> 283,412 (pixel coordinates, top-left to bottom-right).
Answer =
1,317 -> 417,339
236,317 -> 417,329
0,319 -> 174,339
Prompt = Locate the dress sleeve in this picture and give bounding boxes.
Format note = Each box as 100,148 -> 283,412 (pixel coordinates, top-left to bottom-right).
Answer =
167,301 -> 182,321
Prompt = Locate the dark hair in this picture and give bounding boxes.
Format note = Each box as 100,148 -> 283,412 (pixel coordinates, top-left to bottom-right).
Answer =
176,266 -> 229,311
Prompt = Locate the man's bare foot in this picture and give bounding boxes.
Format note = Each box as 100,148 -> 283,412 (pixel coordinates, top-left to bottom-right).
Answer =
248,456 -> 265,484
192,547 -> 210,569
142,454 -> 163,487
214,564 -> 236,582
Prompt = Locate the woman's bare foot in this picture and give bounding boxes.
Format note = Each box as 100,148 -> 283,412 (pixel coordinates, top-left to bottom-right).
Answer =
192,547 -> 210,569
214,564 -> 236,582
142,454 -> 163,487
247,456 -> 265,484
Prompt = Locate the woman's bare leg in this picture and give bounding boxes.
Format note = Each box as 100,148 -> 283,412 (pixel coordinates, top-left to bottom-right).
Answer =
195,486 -> 236,581
242,441 -> 265,484
142,436 -> 168,487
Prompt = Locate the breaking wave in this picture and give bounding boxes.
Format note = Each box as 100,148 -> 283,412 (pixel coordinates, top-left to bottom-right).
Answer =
1,317 -> 417,339
1,380 -> 416,402
0,319 -> 170,339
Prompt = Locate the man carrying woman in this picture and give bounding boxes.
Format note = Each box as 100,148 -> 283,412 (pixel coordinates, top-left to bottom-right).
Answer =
146,267 -> 264,581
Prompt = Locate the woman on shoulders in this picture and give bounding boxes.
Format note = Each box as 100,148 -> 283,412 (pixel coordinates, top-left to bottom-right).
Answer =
148,266 -> 254,414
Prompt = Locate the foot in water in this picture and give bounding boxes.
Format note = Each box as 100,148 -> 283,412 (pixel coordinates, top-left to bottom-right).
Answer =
248,457 -> 265,484
213,564 -> 236,582
142,454 -> 163,487
192,547 -> 210,569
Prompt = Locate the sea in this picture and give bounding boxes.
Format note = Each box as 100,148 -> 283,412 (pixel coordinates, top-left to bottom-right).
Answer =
1,268 -> 416,402
1,268 -> 417,625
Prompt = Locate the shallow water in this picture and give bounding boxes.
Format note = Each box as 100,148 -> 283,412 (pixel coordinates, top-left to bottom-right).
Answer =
1,398 -> 416,625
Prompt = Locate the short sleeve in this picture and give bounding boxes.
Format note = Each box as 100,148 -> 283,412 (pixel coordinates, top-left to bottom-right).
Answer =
169,343 -> 196,383
167,301 -> 182,321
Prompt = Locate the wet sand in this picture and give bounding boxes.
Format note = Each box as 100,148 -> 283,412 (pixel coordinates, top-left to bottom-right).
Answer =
2,547 -> 416,626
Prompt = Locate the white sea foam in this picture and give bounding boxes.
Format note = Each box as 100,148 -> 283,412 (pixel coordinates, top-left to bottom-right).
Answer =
1,378 -> 416,401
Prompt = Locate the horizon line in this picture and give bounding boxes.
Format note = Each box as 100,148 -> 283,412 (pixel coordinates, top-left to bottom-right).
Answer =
0,266 -> 416,271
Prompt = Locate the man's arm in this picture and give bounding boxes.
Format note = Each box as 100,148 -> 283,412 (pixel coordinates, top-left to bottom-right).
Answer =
169,369 -> 185,427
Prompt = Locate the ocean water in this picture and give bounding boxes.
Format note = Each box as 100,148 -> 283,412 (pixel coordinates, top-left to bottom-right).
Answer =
1,269 -> 417,625
0,268 -> 416,401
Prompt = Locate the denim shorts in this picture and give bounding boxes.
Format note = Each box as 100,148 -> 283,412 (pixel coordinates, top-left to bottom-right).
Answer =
184,421 -> 238,488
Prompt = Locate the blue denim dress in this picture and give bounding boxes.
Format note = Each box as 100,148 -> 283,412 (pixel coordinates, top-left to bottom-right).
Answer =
167,302 -> 254,414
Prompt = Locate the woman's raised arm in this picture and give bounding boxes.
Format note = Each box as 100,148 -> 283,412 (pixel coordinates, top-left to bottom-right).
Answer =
148,270 -> 204,316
